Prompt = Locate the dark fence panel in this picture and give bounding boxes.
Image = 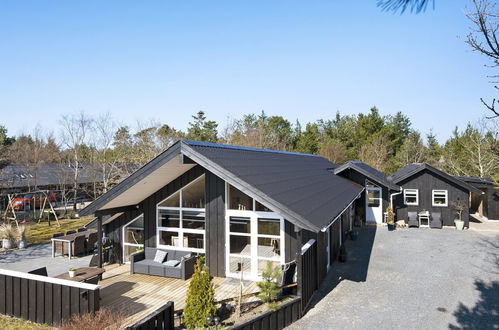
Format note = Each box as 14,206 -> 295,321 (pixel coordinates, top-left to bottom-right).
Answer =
0,269 -> 100,326
298,239 -> 317,312
126,301 -> 174,330
231,296 -> 301,330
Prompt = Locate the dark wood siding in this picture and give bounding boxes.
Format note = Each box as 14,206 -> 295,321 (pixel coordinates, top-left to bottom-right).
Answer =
284,220 -> 298,263
205,171 -> 226,277
394,169 -> 470,227
104,166 -> 205,263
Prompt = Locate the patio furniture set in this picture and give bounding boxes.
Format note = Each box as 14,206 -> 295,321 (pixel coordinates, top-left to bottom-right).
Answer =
51,228 -> 98,259
407,211 -> 442,228
27,264 -> 105,284
130,247 -> 197,280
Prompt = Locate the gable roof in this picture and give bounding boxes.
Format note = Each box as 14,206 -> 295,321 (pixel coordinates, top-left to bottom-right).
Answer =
454,175 -> 495,185
81,139 -> 364,232
334,161 -> 400,190
388,163 -> 482,194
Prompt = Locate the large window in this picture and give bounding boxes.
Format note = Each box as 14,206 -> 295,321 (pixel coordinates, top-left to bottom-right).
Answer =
157,175 -> 205,252
404,189 -> 419,206
226,183 -> 284,281
123,214 -> 144,263
432,190 -> 448,207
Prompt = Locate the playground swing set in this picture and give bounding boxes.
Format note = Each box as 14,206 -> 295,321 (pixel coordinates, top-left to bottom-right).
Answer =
2,190 -> 60,227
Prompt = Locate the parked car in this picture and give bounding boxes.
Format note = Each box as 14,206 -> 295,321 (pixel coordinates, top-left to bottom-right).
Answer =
11,191 -> 57,211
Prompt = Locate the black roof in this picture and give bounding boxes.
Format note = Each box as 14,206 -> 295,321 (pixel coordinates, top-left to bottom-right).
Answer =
81,139 -> 364,232
334,160 -> 400,190
388,163 -> 482,194
454,175 -> 495,185
182,140 -> 364,232
0,163 -> 98,189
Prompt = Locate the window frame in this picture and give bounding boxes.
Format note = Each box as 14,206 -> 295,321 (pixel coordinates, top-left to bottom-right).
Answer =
403,189 -> 419,206
156,175 -> 206,253
432,189 -> 448,207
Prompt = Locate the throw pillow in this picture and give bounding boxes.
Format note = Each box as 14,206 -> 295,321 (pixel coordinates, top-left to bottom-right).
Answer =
163,260 -> 180,267
153,250 -> 168,263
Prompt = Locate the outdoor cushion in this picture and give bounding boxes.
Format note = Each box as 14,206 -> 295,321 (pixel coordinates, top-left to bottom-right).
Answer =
181,253 -> 191,260
163,260 -> 180,267
149,264 -> 166,276
153,250 -> 168,263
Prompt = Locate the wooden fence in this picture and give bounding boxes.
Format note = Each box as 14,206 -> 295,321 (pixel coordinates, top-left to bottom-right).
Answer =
231,296 -> 302,330
126,301 -> 174,330
0,268 -> 100,325
297,238 -> 317,312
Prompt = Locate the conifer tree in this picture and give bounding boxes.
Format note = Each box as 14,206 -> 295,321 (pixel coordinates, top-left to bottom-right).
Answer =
183,258 -> 216,329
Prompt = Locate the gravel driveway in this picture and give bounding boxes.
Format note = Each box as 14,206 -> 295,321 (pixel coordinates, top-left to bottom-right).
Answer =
289,223 -> 499,330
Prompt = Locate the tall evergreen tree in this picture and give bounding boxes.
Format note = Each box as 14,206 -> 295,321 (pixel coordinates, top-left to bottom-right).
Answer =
187,111 -> 218,142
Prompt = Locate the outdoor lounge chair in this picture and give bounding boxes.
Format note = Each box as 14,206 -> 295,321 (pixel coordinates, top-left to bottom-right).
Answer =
86,232 -> 98,254
28,267 -> 48,276
407,212 -> 419,227
131,247 -> 197,280
430,212 -> 442,229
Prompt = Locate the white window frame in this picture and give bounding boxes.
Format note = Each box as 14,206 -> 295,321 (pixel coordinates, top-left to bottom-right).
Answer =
156,175 -> 206,253
432,189 -> 448,207
225,182 -> 285,282
122,213 -> 144,264
404,189 -> 419,206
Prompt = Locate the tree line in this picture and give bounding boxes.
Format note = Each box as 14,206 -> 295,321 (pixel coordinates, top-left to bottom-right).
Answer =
0,108 -> 497,200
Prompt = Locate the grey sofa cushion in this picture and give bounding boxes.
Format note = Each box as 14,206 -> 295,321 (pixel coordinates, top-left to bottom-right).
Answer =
163,260 -> 180,267
153,250 -> 168,263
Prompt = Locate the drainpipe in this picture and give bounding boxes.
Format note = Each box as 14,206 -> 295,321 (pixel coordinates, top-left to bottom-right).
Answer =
390,187 -> 403,209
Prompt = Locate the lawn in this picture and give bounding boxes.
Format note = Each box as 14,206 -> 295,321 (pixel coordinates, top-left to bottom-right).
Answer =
0,314 -> 49,330
27,217 -> 92,245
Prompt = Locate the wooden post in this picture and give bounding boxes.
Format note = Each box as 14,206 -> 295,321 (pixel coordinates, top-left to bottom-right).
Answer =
97,215 -> 103,268
295,227 -> 302,300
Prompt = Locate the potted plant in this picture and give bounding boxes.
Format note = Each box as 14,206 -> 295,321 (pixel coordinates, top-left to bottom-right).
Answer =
68,267 -> 76,278
17,225 -> 28,249
386,207 -> 395,231
0,223 -> 16,249
451,200 -> 467,230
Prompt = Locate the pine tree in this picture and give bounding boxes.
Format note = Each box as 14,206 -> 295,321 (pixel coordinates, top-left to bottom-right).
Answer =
256,262 -> 281,305
183,258 -> 216,329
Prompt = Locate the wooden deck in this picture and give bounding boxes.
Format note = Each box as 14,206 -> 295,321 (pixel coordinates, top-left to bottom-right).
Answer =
99,264 -> 258,327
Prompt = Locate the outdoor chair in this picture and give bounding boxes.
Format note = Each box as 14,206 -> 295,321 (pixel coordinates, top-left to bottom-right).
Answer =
84,276 -> 100,285
407,212 -> 419,227
66,230 -> 76,235
89,254 -> 99,267
77,227 -> 87,232
86,232 -> 98,254
52,233 -> 64,238
53,233 -> 65,254
72,235 -> 86,256
430,212 -> 442,229
28,267 -> 48,277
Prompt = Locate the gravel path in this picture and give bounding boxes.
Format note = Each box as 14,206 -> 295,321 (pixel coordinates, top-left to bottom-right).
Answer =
289,224 -> 499,330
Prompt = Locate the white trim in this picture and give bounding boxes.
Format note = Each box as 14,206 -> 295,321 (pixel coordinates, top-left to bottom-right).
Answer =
301,239 -> 316,254
122,213 -> 144,264
432,189 -> 448,207
321,190 -> 364,232
0,268 -> 100,290
403,189 -> 419,206
365,185 -> 383,224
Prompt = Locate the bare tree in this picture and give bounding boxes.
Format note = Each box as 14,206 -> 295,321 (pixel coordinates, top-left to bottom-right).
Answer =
60,112 -> 93,210
466,0 -> 499,118
359,135 -> 391,172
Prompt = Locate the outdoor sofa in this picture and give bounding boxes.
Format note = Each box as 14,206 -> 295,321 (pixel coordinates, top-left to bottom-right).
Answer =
130,247 -> 197,280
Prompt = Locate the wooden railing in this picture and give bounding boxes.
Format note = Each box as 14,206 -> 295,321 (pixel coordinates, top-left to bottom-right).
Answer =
297,238 -> 318,312
0,268 -> 100,325
231,296 -> 302,330
126,301 -> 174,330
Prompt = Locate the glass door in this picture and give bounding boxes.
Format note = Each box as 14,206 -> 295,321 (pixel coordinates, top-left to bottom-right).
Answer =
122,214 -> 144,263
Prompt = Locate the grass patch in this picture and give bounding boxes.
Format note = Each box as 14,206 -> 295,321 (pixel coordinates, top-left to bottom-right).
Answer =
27,217 -> 91,245
0,314 -> 50,329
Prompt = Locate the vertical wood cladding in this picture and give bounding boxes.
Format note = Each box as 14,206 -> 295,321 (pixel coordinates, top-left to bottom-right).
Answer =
394,169 -> 470,227
104,166 -> 204,263
205,171 -> 226,277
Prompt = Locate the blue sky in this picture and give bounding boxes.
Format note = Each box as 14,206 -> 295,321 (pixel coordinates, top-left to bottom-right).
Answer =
0,1 -> 495,142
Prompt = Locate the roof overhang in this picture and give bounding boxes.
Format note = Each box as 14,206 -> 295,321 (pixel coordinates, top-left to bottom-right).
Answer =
80,142 -> 195,216
334,162 -> 399,191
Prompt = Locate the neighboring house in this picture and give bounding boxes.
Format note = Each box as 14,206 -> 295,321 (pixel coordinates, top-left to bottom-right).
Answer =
388,163 -> 482,228
455,176 -> 499,221
334,161 -> 400,224
80,140 -> 364,281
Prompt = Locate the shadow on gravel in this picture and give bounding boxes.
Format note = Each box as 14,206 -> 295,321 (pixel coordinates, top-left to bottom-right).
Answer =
305,225 -> 377,311
449,280 -> 499,330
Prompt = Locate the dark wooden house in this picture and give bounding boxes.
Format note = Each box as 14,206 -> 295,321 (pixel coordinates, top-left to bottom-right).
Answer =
334,161 -> 400,224
455,176 -> 499,221
80,140 -> 363,285
388,163 -> 482,227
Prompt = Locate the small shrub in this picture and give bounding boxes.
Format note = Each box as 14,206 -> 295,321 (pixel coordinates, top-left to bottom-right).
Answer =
0,223 -> 16,241
184,258 -> 216,329
59,308 -> 124,330
17,225 -> 28,241
256,261 -> 281,305
386,207 -> 395,225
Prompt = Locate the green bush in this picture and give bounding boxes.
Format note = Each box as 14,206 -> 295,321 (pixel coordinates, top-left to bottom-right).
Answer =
256,262 -> 281,304
183,258 -> 216,329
